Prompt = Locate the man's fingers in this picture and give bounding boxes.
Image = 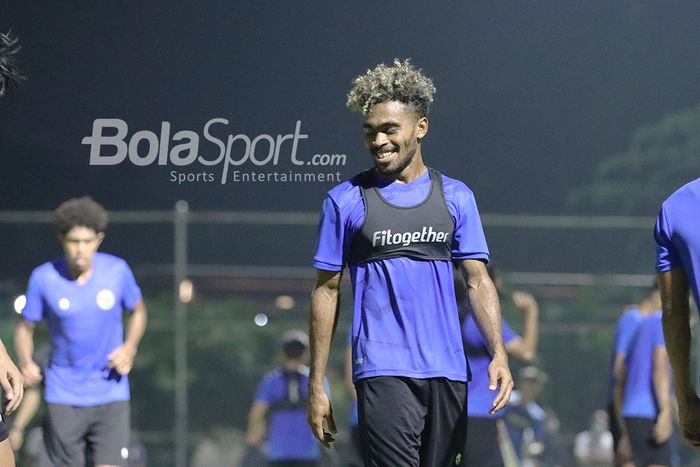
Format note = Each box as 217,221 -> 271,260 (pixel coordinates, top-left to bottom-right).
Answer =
489,370 -> 513,414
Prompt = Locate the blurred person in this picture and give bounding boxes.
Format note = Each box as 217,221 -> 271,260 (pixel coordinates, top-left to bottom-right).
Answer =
0,30 -> 24,98
504,366 -> 548,466
460,264 -> 539,467
245,330 -> 327,467
574,410 -> 614,467
654,178 -> 700,450
614,287 -> 672,467
540,410 -> 568,467
14,197 -> 148,467
309,58 -> 512,467
609,303 -> 644,463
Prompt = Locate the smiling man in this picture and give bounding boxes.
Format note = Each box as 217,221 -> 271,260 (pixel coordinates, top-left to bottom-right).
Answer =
14,197 -> 147,467
308,59 -> 513,467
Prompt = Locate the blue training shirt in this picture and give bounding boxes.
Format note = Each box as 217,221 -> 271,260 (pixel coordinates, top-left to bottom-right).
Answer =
462,307 -> 517,417
608,307 -> 643,400
22,252 -> 141,406
314,168 -> 489,383
621,312 -> 666,419
655,177 -> 700,308
254,366 -> 323,461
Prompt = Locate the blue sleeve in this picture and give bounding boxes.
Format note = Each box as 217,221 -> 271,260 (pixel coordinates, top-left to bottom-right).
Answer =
653,315 -> 666,348
313,196 -> 346,271
448,182 -> 490,261
22,271 -> 44,323
120,261 -> 142,311
254,375 -> 275,404
502,317 -> 517,344
654,205 -> 680,272
614,312 -> 638,355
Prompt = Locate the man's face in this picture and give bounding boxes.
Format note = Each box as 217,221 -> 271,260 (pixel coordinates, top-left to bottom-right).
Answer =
363,101 -> 428,177
60,226 -> 103,274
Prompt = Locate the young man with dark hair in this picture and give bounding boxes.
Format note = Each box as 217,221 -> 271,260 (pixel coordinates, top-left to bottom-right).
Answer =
14,196 -> 148,467
308,59 -> 513,467
245,330 -> 326,467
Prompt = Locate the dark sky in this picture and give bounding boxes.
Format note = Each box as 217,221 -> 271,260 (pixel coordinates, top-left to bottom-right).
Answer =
3,1 -> 700,213
1,2 -> 700,277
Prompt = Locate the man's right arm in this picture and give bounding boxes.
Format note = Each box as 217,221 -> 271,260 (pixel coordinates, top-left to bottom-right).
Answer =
307,268 -> 342,448
658,268 -> 700,446
14,320 -> 41,386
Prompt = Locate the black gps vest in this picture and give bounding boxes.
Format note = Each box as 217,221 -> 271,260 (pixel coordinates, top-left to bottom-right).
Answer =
348,168 -> 455,265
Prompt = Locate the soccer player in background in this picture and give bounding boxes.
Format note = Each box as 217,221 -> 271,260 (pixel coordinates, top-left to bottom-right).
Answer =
614,287 -> 672,467
245,330 -> 327,467
308,58 -> 513,467
460,264 -> 539,467
14,197 -> 148,467
654,178 -> 700,449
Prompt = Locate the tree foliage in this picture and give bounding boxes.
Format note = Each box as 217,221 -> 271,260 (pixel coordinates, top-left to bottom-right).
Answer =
569,108 -> 700,215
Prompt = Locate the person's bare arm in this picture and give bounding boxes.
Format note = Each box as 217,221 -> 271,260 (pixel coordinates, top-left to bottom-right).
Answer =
457,259 -> 513,413
0,339 -> 22,415
245,401 -> 269,446
307,268 -> 341,448
14,320 -> 41,386
505,291 -> 539,362
652,345 -> 673,444
612,359 -> 632,463
108,298 -> 148,375
658,268 -> 700,446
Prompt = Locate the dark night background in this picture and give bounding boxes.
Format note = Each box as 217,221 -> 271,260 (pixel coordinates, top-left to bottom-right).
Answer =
3,1 -> 700,278
2,3 -> 700,465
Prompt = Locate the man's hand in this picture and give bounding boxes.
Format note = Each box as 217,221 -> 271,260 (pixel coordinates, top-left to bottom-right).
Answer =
678,394 -> 700,448
108,343 -> 137,375
488,352 -> 513,414
512,292 -> 538,314
653,408 -> 673,444
307,387 -> 336,448
20,360 -> 41,387
616,434 -> 633,464
0,352 -> 23,414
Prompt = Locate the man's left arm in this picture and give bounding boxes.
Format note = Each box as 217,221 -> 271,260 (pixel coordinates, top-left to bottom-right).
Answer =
652,344 -> 673,444
457,259 -> 513,413
109,298 -> 148,375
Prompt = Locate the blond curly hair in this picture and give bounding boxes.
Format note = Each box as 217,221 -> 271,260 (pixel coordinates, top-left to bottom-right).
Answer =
346,58 -> 436,118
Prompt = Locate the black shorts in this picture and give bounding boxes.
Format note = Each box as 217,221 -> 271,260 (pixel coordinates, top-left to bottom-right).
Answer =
465,417 -> 504,467
356,376 -> 467,467
44,401 -> 130,467
625,416 -> 671,467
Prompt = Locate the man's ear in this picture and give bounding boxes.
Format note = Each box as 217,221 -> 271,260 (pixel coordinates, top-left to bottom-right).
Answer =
416,116 -> 429,140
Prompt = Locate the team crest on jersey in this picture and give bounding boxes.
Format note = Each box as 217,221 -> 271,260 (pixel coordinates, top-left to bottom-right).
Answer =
58,298 -> 70,310
96,289 -> 116,310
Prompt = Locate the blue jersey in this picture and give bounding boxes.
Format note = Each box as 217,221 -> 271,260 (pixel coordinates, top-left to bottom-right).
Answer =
254,366 -> 323,461
314,169 -> 489,382
22,252 -> 141,406
608,307 -> 643,400
655,178 -> 700,308
462,308 -> 517,417
622,312 -> 666,419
